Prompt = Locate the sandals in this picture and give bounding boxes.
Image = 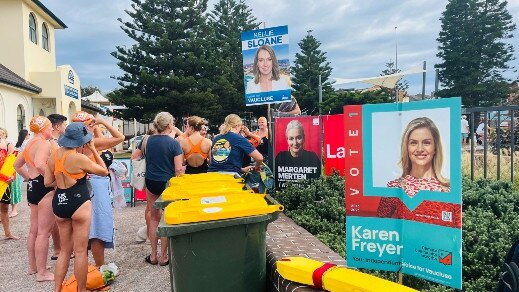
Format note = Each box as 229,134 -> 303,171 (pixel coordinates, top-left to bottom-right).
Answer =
159,259 -> 169,266
145,254 -> 158,265
51,255 -> 75,260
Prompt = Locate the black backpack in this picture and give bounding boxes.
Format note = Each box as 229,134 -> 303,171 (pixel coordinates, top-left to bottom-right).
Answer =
497,239 -> 519,292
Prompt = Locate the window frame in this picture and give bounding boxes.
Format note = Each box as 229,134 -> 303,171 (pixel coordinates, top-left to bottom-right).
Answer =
42,22 -> 49,51
17,105 -> 26,132
29,13 -> 37,44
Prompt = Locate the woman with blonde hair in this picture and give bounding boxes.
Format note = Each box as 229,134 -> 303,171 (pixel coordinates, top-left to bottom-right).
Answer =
180,116 -> 212,174
139,112 -> 183,266
208,114 -> 263,174
388,117 -> 449,196
377,117 -> 459,226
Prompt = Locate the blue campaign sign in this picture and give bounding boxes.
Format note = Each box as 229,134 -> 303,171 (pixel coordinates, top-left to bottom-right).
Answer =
241,25 -> 291,106
344,98 -> 462,289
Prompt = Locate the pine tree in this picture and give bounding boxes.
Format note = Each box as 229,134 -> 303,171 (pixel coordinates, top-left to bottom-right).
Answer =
291,32 -> 334,115
381,59 -> 409,94
207,0 -> 261,119
435,0 -> 516,107
81,85 -> 102,97
109,0 -> 222,122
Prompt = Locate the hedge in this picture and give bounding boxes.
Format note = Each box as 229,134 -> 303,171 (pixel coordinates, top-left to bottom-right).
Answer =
274,174 -> 519,291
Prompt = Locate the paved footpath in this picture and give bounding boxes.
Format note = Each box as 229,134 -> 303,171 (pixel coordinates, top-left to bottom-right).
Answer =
0,185 -> 171,292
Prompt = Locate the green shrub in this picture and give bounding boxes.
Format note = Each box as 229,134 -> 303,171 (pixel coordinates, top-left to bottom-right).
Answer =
275,175 -> 519,292
274,172 -> 345,257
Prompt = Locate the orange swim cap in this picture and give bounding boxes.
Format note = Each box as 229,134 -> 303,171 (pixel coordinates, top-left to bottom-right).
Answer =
72,111 -> 95,125
29,116 -> 51,133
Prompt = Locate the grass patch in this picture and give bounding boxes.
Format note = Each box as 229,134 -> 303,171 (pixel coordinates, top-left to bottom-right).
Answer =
114,152 -> 131,159
461,150 -> 519,190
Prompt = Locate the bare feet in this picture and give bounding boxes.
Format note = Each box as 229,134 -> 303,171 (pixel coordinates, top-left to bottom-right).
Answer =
9,212 -> 18,218
28,265 -> 51,275
4,234 -> 20,240
36,271 -> 54,282
159,254 -> 169,266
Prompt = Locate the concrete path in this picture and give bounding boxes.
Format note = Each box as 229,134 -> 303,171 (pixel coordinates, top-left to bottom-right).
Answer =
0,185 -> 171,292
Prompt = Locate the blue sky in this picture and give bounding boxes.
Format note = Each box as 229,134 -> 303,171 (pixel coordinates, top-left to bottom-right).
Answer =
43,0 -> 519,96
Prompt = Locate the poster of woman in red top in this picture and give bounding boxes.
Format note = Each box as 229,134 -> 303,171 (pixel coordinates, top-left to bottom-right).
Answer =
344,98 -> 462,290
375,116 -> 461,228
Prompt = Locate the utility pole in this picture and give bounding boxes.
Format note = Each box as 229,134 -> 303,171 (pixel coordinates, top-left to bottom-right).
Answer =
422,61 -> 426,99
318,74 -> 322,116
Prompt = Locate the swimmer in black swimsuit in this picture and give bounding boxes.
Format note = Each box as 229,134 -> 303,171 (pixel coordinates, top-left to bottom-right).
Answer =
51,151 -> 90,219
44,122 -> 109,292
14,116 -> 54,281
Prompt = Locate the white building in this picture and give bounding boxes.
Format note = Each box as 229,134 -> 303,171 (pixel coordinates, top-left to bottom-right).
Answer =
0,0 -> 81,139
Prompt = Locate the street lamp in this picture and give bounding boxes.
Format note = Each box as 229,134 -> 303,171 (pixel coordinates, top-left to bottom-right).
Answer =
394,26 -> 399,102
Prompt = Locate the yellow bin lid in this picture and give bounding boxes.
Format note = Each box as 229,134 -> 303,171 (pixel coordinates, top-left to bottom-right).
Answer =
169,173 -> 243,185
161,183 -> 247,201
162,188 -> 254,201
164,194 -> 284,224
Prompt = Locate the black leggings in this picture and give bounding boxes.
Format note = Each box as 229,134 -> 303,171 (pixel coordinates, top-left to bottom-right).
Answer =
145,178 -> 167,196
52,177 -> 90,219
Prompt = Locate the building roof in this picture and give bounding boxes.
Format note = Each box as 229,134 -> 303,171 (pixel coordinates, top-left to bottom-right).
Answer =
0,64 -> 42,94
31,0 -> 67,29
82,90 -> 109,103
81,100 -> 104,113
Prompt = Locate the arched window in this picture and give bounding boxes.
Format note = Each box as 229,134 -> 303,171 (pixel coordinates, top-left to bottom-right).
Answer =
17,105 -> 26,132
29,13 -> 37,44
42,23 -> 49,51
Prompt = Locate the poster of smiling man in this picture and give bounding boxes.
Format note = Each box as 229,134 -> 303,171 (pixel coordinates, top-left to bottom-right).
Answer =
344,98 -> 462,289
241,25 -> 291,106
274,116 -> 321,189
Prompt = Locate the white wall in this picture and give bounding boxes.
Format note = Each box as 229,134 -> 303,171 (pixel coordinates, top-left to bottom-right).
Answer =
0,86 -> 33,143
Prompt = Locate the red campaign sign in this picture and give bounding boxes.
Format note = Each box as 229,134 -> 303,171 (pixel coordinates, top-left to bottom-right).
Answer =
274,116 -> 322,189
323,114 -> 345,176
343,105 -> 381,216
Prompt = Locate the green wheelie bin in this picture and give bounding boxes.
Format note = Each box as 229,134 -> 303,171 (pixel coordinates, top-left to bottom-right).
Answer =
157,195 -> 281,292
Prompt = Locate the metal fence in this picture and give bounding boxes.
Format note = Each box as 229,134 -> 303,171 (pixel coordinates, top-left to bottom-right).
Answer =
464,105 -> 519,182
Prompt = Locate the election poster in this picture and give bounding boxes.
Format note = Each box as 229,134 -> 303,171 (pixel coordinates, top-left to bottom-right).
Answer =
323,114 -> 345,176
274,116 -> 322,189
241,25 -> 291,106
115,158 -> 134,204
344,98 -> 462,289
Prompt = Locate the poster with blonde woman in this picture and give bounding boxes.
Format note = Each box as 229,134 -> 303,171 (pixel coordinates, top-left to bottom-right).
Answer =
344,98 -> 462,290
241,26 -> 292,106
